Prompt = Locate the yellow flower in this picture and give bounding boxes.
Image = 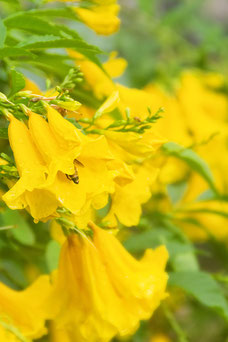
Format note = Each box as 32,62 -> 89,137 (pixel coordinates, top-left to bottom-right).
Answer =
150,334 -> 171,342
175,199 -> 228,242
103,129 -> 166,162
68,50 -> 126,99
2,115 -> 60,221
3,108 -> 119,221
74,3 -> 120,35
48,0 -> 120,35
50,223 -> 168,342
0,326 -> 19,342
177,71 -> 228,140
29,106 -> 116,212
95,90 -> 120,119
0,275 -> 52,341
144,83 -> 191,146
104,165 -> 159,227
23,78 -> 42,95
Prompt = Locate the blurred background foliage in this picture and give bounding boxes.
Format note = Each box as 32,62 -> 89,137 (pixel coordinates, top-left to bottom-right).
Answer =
115,0 -> 228,88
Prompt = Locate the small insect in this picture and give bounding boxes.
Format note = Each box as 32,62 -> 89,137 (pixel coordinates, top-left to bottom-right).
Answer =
66,159 -> 84,184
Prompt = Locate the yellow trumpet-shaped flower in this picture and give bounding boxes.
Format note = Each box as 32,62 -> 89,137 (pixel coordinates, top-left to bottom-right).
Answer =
29,106 -> 116,213
2,115 -> 59,221
50,223 -> 168,342
103,129 -> 166,162
0,275 -> 52,341
28,108 -> 83,178
3,108 -> 119,221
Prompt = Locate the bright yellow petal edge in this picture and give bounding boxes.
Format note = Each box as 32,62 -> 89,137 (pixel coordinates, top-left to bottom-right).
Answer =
49,222 -> 169,342
0,275 -> 52,341
0,228 -> 168,341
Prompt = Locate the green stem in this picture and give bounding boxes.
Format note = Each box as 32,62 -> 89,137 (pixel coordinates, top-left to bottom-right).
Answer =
162,304 -> 189,342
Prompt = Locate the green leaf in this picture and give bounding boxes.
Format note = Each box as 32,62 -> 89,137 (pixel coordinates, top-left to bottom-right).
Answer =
139,0 -> 153,13
18,35 -> 101,53
0,19 -> 6,48
0,127 -> 8,139
9,69 -> 25,97
124,227 -> 198,271
4,14 -> 64,36
0,47 -> 34,58
4,11 -> 104,68
28,7 -> 79,20
167,181 -> 188,205
1,208 -> 35,246
169,271 -> 228,321
46,240 -> 61,272
162,142 -> 217,193
26,53 -> 72,78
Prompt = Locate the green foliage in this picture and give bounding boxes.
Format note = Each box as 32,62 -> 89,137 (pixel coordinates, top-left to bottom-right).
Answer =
0,127 -> 8,139
1,208 -> 35,246
45,240 -> 61,272
169,271 -> 228,321
9,69 -> 25,97
0,1 -> 103,95
124,224 -> 199,272
0,18 -> 6,48
162,142 -> 217,193
116,0 -> 228,87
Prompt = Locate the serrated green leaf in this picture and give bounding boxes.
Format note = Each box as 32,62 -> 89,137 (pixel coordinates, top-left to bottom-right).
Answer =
162,142 -> 217,193
0,47 -> 34,58
46,240 -> 61,272
28,7 -> 79,20
18,35 -> 101,53
0,19 -> 6,48
4,13 -> 64,36
4,11 -> 104,69
169,271 -> 228,321
0,127 -> 8,139
9,69 -> 25,97
1,208 -> 35,246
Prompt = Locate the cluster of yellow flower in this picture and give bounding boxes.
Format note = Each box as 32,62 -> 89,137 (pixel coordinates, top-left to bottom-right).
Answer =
0,88 -> 170,340
72,47 -> 228,240
1,0 -> 228,340
0,56 -> 169,342
145,72 -> 228,241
